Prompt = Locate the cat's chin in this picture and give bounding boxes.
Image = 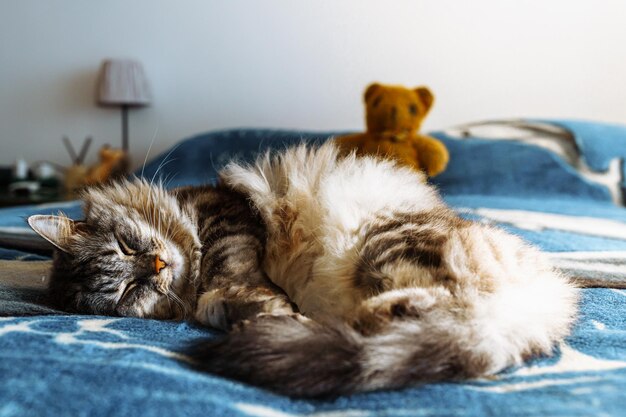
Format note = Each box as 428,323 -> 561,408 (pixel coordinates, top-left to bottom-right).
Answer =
116,283 -> 161,318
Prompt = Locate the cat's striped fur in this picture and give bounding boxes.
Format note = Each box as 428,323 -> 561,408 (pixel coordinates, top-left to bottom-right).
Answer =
193,143 -> 579,397
175,185 -> 294,328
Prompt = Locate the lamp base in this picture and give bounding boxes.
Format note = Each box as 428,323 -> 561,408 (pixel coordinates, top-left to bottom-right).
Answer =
121,105 -> 129,152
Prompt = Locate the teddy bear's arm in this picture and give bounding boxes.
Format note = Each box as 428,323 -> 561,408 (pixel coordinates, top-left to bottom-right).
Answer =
412,135 -> 449,177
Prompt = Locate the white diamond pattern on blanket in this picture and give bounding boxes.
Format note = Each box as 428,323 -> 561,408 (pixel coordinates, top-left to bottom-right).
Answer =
0,317 -> 190,362
461,208 -> 626,240
467,342 -> 626,394
235,403 -> 370,417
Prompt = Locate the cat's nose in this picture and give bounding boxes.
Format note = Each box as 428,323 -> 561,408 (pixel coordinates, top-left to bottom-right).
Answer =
155,255 -> 167,274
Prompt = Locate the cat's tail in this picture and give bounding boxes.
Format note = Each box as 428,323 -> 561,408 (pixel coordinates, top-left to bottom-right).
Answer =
188,312 -> 484,398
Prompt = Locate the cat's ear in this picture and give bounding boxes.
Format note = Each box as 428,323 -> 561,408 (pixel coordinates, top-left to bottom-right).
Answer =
27,215 -> 80,253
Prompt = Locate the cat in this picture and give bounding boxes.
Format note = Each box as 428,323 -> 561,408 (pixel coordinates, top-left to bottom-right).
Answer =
28,180 -> 294,329
28,142 -> 579,398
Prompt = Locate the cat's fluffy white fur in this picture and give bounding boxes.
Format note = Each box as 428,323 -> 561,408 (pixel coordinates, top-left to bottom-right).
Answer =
213,142 -> 579,394
223,142 -> 442,318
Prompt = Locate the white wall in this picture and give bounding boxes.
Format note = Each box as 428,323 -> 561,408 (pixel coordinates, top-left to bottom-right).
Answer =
2,0 -> 626,169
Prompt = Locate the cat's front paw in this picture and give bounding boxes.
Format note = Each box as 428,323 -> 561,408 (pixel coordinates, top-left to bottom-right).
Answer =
195,286 -> 297,330
195,290 -> 230,330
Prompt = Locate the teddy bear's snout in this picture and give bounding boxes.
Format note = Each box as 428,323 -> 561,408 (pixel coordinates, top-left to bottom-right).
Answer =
390,106 -> 398,121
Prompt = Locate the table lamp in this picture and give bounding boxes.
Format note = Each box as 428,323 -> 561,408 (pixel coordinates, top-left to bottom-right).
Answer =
96,59 -> 151,152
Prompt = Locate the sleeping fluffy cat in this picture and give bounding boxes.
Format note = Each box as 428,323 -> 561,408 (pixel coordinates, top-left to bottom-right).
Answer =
28,142 -> 578,397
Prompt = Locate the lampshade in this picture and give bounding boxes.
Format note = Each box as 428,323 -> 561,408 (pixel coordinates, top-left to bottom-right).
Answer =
96,59 -> 151,107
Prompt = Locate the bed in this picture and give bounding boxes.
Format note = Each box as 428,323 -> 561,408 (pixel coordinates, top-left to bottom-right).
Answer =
1,120 -> 625,417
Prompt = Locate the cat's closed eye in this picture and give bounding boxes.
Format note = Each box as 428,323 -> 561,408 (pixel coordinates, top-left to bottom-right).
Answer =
115,233 -> 137,256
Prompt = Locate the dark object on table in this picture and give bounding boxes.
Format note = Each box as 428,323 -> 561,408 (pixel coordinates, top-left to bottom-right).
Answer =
0,185 -> 63,207
0,163 -> 63,207
0,167 -> 12,187
9,181 -> 40,196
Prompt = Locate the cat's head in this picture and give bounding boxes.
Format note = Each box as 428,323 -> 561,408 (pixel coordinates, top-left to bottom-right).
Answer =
28,179 -> 201,319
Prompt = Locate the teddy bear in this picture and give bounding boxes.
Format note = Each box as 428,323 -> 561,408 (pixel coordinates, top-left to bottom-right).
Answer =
335,83 -> 449,177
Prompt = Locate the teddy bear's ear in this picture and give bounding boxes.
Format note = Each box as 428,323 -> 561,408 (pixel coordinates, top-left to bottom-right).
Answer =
414,86 -> 435,111
364,83 -> 382,102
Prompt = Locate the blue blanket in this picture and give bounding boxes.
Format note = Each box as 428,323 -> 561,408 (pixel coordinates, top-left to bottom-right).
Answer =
1,121 -> 625,417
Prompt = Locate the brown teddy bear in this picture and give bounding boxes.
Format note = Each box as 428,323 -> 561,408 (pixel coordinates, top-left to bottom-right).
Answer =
336,83 -> 449,177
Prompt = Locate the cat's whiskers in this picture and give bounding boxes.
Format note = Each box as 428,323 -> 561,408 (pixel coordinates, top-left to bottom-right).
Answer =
148,193 -> 158,235
140,125 -> 159,179
155,195 -> 162,236
149,144 -> 181,188
135,183 -> 154,233
163,171 -> 178,189
133,179 -> 148,220
163,291 -> 174,314
163,209 -> 174,243
138,200 -> 151,234
152,159 -> 178,185
166,289 -> 187,318
159,208 -> 168,240
155,188 -> 167,237
137,126 -> 161,235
